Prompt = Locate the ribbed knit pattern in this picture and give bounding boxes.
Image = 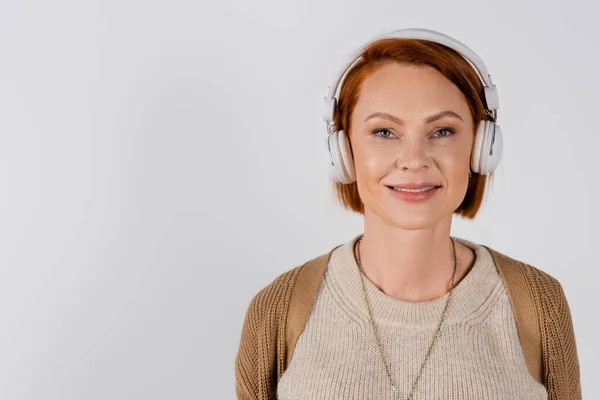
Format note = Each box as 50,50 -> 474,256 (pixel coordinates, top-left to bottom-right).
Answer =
235,264 -> 304,399
277,236 -> 547,399
234,236 -> 581,400
522,264 -> 583,399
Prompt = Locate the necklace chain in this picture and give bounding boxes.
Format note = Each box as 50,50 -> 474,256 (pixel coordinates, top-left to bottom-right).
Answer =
355,235 -> 458,400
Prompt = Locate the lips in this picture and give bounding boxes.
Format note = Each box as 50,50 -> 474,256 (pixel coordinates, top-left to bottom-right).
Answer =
387,182 -> 442,190
389,185 -> 440,193
386,182 -> 442,203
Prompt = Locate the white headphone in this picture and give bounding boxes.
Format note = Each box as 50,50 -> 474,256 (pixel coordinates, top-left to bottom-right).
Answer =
323,28 -> 504,184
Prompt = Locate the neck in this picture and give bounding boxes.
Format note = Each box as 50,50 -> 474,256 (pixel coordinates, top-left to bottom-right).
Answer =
358,212 -> 470,302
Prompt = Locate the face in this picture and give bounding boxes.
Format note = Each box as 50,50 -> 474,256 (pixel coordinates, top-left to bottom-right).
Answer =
349,62 -> 475,230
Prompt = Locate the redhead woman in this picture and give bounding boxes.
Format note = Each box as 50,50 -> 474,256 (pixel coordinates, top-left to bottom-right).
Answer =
235,28 -> 581,400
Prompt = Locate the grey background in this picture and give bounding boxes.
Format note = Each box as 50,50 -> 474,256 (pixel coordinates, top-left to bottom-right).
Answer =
1,0 -> 598,398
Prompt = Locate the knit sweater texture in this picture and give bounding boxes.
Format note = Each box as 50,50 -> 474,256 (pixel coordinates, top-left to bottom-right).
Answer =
234,236 -> 581,399
277,236 -> 547,399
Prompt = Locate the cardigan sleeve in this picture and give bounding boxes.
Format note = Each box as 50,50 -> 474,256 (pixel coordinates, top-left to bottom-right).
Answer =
527,265 -> 582,399
234,267 -> 304,400
235,293 -> 262,399
545,278 -> 582,399
235,285 -> 280,400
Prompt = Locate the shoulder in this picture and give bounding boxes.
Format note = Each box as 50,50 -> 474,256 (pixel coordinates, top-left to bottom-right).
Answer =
244,264 -> 306,324
243,249 -> 333,323
482,244 -> 569,305
235,250 -> 336,396
482,245 -> 581,395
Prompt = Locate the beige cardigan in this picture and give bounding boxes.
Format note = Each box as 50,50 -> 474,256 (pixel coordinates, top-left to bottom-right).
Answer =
235,243 -> 581,399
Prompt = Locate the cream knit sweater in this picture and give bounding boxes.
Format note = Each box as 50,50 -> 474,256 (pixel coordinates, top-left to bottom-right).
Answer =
277,236 -> 548,399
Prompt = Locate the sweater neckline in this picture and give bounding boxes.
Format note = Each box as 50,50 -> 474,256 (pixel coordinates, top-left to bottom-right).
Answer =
325,234 -> 502,328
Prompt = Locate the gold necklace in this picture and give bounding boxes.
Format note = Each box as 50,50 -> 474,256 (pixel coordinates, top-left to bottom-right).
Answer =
355,235 -> 458,400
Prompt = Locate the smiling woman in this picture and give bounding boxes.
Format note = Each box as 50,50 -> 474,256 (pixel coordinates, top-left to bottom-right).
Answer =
332,37 -> 493,220
235,28 -> 581,400
348,62 -> 477,230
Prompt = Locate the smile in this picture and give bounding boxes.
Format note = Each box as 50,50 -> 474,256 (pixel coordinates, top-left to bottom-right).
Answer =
391,186 -> 439,193
386,185 -> 441,202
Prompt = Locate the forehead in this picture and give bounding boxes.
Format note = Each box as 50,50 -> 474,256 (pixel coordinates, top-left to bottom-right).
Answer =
353,62 -> 471,120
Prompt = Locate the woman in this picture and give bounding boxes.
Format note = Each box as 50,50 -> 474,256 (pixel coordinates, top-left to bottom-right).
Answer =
235,28 -> 581,399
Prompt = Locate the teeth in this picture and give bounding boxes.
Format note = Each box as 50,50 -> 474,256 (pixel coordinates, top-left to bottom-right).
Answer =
393,186 -> 437,193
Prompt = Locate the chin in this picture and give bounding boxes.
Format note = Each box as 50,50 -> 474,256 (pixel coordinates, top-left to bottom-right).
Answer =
376,199 -> 456,230
361,187 -> 462,229
386,214 -> 443,231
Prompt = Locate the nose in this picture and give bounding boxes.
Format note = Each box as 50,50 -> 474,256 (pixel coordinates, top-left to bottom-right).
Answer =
395,138 -> 431,172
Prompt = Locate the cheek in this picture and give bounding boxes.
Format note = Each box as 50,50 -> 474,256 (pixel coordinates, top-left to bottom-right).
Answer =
352,142 -> 396,178
442,134 -> 474,169
441,148 -> 471,171
360,151 -> 386,174
438,147 -> 472,193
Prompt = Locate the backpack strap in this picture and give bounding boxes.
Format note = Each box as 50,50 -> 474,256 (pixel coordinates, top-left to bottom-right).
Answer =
285,247 -> 339,367
484,246 -> 543,384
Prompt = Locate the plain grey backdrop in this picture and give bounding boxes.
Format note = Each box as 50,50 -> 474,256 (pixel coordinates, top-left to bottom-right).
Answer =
1,0 -> 598,398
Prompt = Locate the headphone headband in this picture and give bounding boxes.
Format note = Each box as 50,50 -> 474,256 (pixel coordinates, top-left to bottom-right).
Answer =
323,28 -> 499,127
322,28 -> 504,182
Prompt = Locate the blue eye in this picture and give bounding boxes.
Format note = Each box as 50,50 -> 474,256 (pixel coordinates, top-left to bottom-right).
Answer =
373,128 -> 395,139
432,128 -> 455,138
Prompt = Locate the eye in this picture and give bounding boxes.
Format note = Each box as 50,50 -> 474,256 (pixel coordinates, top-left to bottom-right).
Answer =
432,127 -> 456,138
372,128 -> 395,139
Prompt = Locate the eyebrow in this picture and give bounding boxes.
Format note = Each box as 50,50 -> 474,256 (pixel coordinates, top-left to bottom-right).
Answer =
364,110 -> 464,124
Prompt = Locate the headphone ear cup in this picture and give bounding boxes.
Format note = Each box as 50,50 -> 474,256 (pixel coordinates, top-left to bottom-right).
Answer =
471,120 -> 503,175
328,131 -> 348,184
337,130 -> 356,183
483,123 -> 503,174
471,120 -> 486,175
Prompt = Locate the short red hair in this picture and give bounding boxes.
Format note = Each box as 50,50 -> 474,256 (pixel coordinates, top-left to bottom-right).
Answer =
331,37 -> 495,220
